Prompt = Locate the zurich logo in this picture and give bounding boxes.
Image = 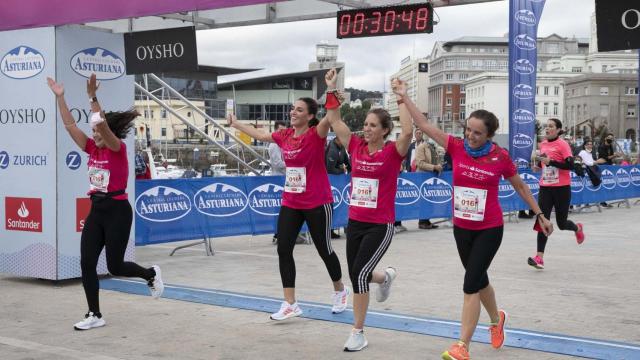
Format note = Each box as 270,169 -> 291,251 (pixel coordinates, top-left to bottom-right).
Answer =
331,186 -> 343,209
395,178 -> 421,205
513,108 -> 535,124
519,172 -> 539,196
515,157 -> 530,169
513,133 -> 534,149
498,181 -> 516,198
615,168 -> 631,188
514,84 -> 534,99
1,46 -> 45,79
71,47 -> 125,80
600,169 -> 616,190
570,172 -> 584,193
65,151 -> 82,170
194,183 -> 248,217
513,59 -> 535,75
135,186 -> 192,222
420,177 -> 453,204
0,150 -> 9,169
514,34 -> 537,50
630,167 -> 640,186
248,183 -> 283,216
515,9 -> 536,26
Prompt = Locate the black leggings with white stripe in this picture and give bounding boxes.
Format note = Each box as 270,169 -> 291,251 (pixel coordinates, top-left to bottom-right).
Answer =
276,204 -> 342,288
345,219 -> 394,294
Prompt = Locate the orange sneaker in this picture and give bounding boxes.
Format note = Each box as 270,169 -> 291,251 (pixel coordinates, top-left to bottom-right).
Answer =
489,309 -> 508,349
441,341 -> 470,360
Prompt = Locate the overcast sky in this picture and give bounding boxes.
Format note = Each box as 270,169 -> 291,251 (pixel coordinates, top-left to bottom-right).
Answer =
197,0 -> 596,91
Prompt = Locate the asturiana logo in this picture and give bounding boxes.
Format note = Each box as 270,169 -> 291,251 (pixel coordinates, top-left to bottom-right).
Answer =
248,183 -> 283,216
513,59 -> 535,75
630,167 -> 640,186
420,177 -> 453,204
342,183 -> 352,206
513,84 -> 534,99
515,157 -> 530,169
520,173 -> 539,195
570,172 -> 584,193
513,133 -> 533,149
514,34 -> 537,50
135,186 -> 191,222
71,47 -> 125,80
498,181 -> 516,198
600,169 -> 616,190
194,183 -> 248,217
331,186 -> 343,209
395,178 -> 421,205
513,108 -> 535,124
1,46 -> 45,79
515,9 -> 537,26
615,168 -> 631,188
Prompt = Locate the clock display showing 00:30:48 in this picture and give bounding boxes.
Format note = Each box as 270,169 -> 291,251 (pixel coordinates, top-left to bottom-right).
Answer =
336,4 -> 434,39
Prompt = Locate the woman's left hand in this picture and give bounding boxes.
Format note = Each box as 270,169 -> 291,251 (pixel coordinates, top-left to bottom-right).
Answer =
86,73 -> 100,97
325,68 -> 338,89
538,216 -> 554,236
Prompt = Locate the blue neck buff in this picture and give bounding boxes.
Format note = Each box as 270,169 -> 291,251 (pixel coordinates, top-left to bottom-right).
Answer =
464,139 -> 493,158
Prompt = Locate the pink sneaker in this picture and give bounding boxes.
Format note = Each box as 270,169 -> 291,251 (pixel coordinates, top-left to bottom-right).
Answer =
575,223 -> 585,245
527,255 -> 544,269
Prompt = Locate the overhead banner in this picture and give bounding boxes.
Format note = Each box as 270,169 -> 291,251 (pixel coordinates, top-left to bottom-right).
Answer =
124,26 -> 198,75
595,0 -> 640,52
509,0 -> 546,169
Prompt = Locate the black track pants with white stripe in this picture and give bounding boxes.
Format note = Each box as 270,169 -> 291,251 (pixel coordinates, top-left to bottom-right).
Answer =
276,204 -> 342,288
345,219 -> 394,294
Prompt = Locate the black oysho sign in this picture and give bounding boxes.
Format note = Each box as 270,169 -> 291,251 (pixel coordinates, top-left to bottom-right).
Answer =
596,0 -> 640,52
124,26 -> 198,74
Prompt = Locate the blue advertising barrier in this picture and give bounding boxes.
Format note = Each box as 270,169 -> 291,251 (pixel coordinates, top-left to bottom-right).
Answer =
135,166 -> 640,245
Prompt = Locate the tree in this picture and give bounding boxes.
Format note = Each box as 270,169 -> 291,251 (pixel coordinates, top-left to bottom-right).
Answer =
339,101 -> 371,132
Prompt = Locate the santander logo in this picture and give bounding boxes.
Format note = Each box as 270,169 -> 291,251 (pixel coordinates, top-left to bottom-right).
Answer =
5,197 -> 42,232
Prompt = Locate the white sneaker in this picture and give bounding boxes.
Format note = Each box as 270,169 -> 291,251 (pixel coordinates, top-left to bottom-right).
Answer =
73,312 -> 106,330
375,267 -> 397,302
331,286 -> 350,314
394,225 -> 407,234
270,301 -> 303,321
148,265 -> 164,299
343,329 -> 368,352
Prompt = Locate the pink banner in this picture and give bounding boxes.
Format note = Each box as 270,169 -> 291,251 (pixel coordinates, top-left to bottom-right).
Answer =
0,0 -> 275,31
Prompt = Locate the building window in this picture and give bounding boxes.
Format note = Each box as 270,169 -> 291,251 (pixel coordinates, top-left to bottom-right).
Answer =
143,110 -> 149,118
445,60 -> 455,68
460,98 -> 465,105
600,104 -> 609,116
446,73 -> 454,80
554,86 -> 559,95
600,87 -> 609,96
553,103 -> 559,115
446,98 -> 452,106
446,85 -> 452,93
543,103 -> 549,115
628,105 -> 636,117
534,102 -> 538,115
571,89 -> 575,96
602,65 -> 608,72
161,128 -> 167,137
625,87 -> 639,95
460,85 -> 466,93
571,67 -> 582,73
160,109 -> 167,119
544,86 -> 549,95
536,86 -> 539,95
576,105 -> 581,119
460,110 -> 466,119
459,73 -> 468,80
446,111 -> 452,120
584,87 -> 590,95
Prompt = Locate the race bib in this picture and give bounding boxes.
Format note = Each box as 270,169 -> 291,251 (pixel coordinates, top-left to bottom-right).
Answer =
542,165 -> 559,184
454,186 -> 487,221
88,167 -> 110,193
285,167 -> 306,193
350,177 -> 379,208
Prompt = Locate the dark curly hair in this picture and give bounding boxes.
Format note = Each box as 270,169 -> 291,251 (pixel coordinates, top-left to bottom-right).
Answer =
104,109 -> 139,139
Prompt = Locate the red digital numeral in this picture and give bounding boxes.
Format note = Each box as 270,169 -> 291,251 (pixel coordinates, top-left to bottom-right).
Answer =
383,10 -> 396,32
339,14 -> 351,36
401,10 -> 413,30
370,11 -> 382,33
353,12 -> 365,34
416,8 -> 429,30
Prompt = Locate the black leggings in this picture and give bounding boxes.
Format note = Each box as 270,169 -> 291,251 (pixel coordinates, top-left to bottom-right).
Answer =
346,220 -> 394,294
81,198 -> 154,313
537,185 -> 578,253
453,225 -> 503,294
276,204 -> 342,288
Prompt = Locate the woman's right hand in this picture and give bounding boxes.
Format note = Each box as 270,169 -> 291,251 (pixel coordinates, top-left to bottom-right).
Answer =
47,77 -> 64,97
227,114 -> 238,128
391,78 -> 407,97
325,68 -> 338,89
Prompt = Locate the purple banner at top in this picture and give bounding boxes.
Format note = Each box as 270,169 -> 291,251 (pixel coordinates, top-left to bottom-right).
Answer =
0,0 -> 276,31
509,0 -> 546,169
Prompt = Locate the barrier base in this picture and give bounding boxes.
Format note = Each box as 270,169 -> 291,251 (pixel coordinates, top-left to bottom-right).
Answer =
169,237 -> 214,256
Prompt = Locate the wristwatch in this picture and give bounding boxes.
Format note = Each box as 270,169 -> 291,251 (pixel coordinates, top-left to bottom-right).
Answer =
89,96 -> 98,103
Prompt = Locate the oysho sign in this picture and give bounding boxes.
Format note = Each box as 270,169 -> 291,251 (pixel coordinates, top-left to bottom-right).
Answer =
596,0 -> 640,52
124,26 -> 198,75
1,46 -> 45,79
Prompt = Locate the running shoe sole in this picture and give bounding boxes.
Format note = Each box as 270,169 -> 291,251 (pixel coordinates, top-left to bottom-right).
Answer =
527,257 -> 544,269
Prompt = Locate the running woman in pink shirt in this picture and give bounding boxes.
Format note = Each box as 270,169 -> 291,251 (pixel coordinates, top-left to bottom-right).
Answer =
227,71 -> 348,321
395,80 -> 553,360
47,74 -> 164,331
325,73 -> 412,351
528,118 -> 585,270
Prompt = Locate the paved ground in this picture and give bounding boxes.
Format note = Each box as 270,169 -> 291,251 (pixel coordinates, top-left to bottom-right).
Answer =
1,201 -> 640,359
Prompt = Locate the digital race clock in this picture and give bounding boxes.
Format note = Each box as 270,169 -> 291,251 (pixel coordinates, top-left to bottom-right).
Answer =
336,3 -> 434,39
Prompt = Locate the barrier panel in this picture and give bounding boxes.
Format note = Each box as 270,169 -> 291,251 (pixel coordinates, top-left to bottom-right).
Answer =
135,165 -> 640,245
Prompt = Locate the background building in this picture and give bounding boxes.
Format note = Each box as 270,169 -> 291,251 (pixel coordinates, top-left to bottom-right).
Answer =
386,56 -> 430,120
